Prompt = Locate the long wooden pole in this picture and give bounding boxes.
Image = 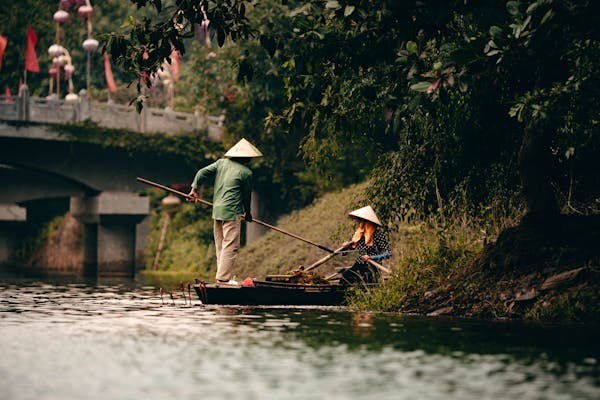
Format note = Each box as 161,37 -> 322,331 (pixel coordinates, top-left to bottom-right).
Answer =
305,246 -> 391,275
303,245 -> 347,272
136,177 -> 334,253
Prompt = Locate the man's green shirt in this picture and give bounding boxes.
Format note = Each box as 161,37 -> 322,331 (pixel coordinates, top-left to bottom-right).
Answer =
191,158 -> 252,221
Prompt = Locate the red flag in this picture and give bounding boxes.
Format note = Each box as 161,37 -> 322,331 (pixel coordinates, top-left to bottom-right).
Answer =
4,85 -> 14,103
170,48 -> 181,83
25,26 -> 40,73
141,49 -> 149,84
0,35 -> 7,71
103,52 -> 117,92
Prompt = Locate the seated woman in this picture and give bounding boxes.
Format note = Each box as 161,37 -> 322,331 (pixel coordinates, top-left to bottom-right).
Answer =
339,205 -> 392,284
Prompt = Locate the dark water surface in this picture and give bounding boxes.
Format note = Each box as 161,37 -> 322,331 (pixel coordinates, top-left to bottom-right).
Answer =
1,273 -> 599,400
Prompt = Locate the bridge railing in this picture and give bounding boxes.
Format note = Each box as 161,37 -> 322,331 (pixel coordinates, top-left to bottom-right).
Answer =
0,87 -> 225,140
0,94 -> 22,120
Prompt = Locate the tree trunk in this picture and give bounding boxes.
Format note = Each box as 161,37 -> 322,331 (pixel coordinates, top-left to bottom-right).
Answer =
519,125 -> 559,220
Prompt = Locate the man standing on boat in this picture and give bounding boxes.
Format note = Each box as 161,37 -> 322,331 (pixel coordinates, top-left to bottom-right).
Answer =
188,138 -> 263,284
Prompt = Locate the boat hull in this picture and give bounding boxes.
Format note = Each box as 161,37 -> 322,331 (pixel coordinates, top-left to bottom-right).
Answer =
193,280 -> 348,306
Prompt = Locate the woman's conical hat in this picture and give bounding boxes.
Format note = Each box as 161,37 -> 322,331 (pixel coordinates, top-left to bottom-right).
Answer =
224,138 -> 263,158
348,205 -> 381,226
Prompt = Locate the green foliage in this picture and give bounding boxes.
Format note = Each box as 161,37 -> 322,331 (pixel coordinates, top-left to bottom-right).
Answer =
49,120 -> 223,168
50,0 -> 598,223
270,0 -> 599,219
104,0 -> 253,110
102,0 -> 600,221
16,215 -> 65,263
173,1 -> 350,211
0,1 -> 54,96
146,200 -> 215,278
366,94 -> 521,228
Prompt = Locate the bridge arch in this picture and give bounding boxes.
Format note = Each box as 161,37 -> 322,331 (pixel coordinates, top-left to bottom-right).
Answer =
0,163 -> 98,204
0,123 -> 192,276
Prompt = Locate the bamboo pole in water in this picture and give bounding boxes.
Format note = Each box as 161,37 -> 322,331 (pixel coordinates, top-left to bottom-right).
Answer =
152,213 -> 170,271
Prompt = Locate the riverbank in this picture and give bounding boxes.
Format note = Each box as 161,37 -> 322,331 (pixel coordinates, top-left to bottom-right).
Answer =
23,183 -> 600,323
388,214 -> 600,323
233,185 -> 600,323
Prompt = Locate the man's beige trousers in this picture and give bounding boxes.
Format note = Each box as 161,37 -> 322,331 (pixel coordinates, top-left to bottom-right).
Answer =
213,216 -> 241,281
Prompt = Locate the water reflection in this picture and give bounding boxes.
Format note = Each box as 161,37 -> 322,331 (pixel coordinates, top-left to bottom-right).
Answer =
0,276 -> 599,400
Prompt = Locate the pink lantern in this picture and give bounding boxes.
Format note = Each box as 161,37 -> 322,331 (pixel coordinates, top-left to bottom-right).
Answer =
53,10 -> 70,24
78,5 -> 93,18
49,68 -> 58,78
61,0 -> 72,10
52,57 -> 60,66
64,64 -> 75,77
82,38 -> 99,52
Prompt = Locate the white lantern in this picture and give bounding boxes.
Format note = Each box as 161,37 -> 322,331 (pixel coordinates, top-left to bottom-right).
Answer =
82,38 -> 99,53
65,93 -> 79,102
78,5 -> 93,18
48,44 -> 65,58
53,10 -> 70,24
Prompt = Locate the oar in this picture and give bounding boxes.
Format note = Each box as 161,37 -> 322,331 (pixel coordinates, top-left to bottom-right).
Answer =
302,245 -> 348,273
300,245 -> 390,277
324,257 -> 391,281
136,177 -> 334,253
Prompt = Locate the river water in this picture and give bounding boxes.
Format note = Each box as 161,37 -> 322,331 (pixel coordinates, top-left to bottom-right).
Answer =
1,274 -> 599,400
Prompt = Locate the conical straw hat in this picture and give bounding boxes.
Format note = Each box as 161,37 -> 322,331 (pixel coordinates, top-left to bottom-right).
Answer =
348,205 -> 381,226
224,138 -> 263,158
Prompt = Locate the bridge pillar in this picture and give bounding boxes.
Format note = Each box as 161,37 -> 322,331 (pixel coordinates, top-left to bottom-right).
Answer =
246,191 -> 268,244
70,192 -> 149,277
0,204 -> 26,267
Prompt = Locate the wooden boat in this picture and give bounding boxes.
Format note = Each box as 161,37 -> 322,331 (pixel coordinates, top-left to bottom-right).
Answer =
192,279 -> 350,306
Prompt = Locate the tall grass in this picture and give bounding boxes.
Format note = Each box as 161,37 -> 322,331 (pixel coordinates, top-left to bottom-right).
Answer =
348,187 -> 523,311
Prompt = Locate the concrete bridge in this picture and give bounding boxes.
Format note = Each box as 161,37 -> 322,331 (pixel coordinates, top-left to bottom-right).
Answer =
0,88 -> 227,277
0,86 -> 226,138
